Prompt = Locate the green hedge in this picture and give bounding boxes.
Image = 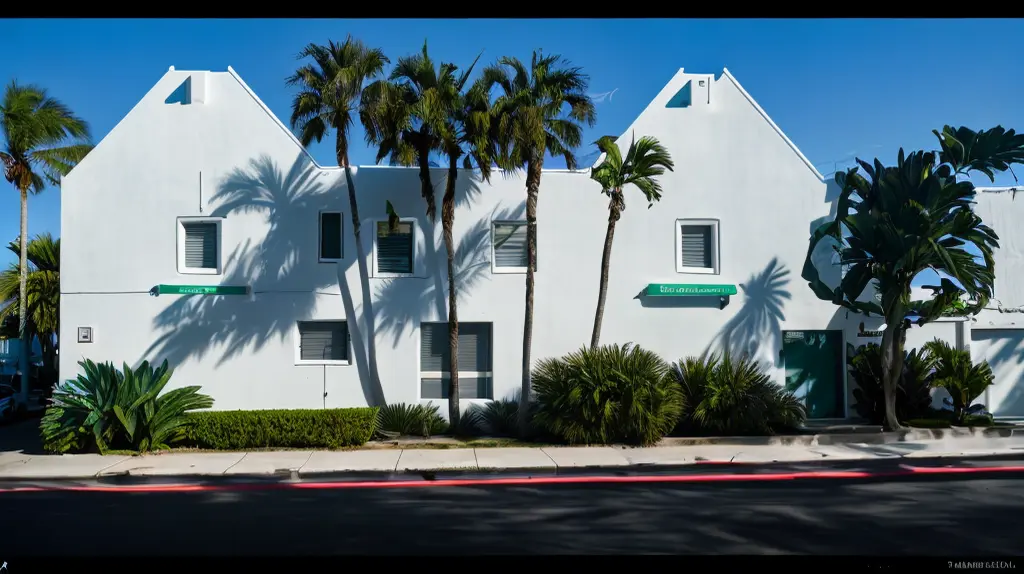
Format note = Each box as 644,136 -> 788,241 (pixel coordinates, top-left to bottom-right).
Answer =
185,408 -> 378,450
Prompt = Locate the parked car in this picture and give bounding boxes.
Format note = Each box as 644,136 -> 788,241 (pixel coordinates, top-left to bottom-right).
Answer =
0,383 -> 17,422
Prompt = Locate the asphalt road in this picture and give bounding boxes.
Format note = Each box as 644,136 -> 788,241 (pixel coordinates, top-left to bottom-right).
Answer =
2,475 -> 1023,555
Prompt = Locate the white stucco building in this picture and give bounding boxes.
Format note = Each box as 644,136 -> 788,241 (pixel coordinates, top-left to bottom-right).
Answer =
59,65 -> 988,421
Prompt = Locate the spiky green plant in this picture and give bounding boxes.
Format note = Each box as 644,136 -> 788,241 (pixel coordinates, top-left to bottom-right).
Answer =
375,402 -> 449,438
923,338 -> 994,423
532,343 -> 683,446
39,359 -> 212,453
111,360 -> 214,452
671,353 -> 805,436
478,392 -> 528,437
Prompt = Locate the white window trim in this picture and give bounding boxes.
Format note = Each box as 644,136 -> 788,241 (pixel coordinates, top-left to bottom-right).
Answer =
491,220 -> 530,274
318,210 -> 344,263
675,218 -> 720,275
371,217 -> 417,278
293,320 -> 352,366
176,216 -> 223,275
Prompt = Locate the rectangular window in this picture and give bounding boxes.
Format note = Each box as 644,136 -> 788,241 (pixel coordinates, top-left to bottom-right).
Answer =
492,221 -> 531,272
375,221 -> 414,275
296,320 -> 350,364
676,219 -> 719,274
419,322 -> 493,400
177,218 -> 221,274
319,211 -> 343,262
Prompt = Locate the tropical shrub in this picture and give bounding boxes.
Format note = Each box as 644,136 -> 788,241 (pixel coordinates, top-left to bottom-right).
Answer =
40,359 -> 213,454
476,392 -> 532,438
186,408 -> 377,450
848,343 -> 935,425
532,343 -> 684,446
671,353 -> 806,436
923,339 -> 995,424
375,402 -> 448,438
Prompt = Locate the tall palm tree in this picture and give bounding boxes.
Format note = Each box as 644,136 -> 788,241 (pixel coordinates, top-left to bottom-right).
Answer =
361,46 -> 492,425
588,134 -> 674,348
483,52 -> 596,435
1,82 -> 91,404
802,125 -> 1024,430
0,233 -> 60,392
287,37 -> 389,404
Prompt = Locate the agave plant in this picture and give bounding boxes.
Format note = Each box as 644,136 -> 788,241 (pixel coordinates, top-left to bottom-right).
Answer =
39,359 -> 213,453
923,339 -> 994,423
671,352 -> 805,436
112,360 -> 214,452
532,343 -> 684,446
375,402 -> 449,438
40,359 -> 124,453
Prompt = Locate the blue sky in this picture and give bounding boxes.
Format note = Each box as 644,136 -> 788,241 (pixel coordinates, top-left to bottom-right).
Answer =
1,18 -> 1022,273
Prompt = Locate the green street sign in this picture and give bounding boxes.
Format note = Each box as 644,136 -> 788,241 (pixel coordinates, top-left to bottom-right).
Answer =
645,283 -> 738,297
157,284 -> 249,296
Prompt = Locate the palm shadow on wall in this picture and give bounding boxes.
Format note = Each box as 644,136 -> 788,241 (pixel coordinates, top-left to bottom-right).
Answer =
972,331 -> 1024,417
143,154 -> 382,405
706,257 -> 791,367
374,202 -> 526,347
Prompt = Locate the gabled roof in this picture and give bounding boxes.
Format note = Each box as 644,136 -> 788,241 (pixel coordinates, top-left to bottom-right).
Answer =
595,68 -> 824,181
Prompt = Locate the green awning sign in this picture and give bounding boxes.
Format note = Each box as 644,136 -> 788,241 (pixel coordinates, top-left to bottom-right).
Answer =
645,283 -> 738,297
157,284 -> 249,296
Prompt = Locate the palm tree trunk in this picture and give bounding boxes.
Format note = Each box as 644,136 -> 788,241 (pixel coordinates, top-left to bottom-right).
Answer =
879,302 -> 907,431
418,147 -> 436,223
17,187 -> 29,405
342,159 -> 385,406
443,156 -> 460,428
590,192 -> 622,349
518,157 -> 543,437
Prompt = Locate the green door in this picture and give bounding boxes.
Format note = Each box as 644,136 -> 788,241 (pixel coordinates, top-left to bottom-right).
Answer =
783,330 -> 846,419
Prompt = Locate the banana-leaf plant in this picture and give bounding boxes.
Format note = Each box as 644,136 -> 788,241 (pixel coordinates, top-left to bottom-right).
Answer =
40,359 -> 213,453
802,125 -> 1024,430
112,360 -> 214,452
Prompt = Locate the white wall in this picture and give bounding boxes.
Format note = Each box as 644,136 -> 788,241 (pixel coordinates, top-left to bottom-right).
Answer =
60,67 -> 850,415
966,189 -> 1024,419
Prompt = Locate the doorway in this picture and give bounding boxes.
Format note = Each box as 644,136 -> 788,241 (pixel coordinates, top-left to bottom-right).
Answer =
782,330 -> 846,419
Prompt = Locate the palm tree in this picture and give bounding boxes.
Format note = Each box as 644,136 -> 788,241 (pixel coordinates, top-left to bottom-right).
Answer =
588,134 -> 674,348
0,233 -> 60,392
361,46 -> 492,425
483,52 -> 596,435
802,125 -> 1024,430
1,82 -> 91,404
287,37 -> 389,403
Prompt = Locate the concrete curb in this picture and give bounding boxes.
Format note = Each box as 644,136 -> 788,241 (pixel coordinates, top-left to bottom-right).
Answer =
4,456 -> 1024,493
4,452 -> 1024,486
653,426 -> 1022,447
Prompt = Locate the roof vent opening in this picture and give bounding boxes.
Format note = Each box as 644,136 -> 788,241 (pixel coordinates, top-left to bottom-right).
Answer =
164,72 -> 208,105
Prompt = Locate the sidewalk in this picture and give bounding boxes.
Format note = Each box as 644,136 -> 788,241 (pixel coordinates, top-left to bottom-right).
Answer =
1,429 -> 1023,481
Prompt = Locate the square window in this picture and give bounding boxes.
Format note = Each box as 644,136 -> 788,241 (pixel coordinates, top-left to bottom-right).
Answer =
419,322 -> 493,400
676,219 -> 719,274
375,220 -> 414,276
319,211 -> 343,262
492,221 -> 532,273
177,218 -> 221,274
296,320 -> 350,364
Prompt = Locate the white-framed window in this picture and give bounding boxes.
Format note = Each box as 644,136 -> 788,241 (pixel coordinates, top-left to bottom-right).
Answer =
372,219 -> 415,277
177,217 -> 222,275
491,220 -> 532,273
419,322 -> 493,400
675,218 -> 720,274
295,320 -> 351,365
319,211 -> 344,262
